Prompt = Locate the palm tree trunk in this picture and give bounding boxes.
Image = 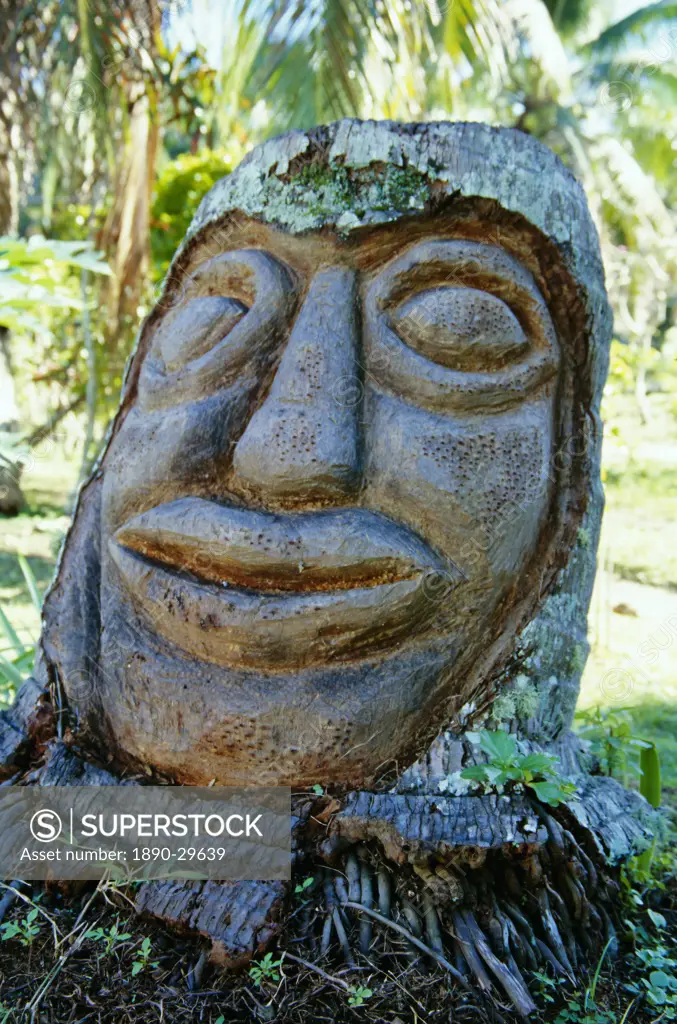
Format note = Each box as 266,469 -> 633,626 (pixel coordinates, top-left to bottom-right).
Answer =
0,330 -> 24,515
634,333 -> 653,425
105,86 -> 160,334
77,269 -> 98,486
0,143 -> 24,514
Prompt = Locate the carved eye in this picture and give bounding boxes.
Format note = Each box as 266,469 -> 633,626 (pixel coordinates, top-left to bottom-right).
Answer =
389,287 -> 529,371
156,296 -> 248,372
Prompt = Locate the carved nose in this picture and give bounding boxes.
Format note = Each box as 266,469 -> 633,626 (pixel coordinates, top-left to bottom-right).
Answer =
231,268 -> 361,505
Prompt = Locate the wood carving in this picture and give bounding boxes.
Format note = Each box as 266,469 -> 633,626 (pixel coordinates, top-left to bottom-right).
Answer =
0,120 -> 657,1007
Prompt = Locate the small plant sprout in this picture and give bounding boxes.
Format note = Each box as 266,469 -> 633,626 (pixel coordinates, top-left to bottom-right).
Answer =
461,729 -> 576,806
625,912 -> 677,1020
0,908 -> 41,947
294,876 -> 314,895
647,909 -> 667,931
86,919 -> 133,956
552,999 -> 618,1024
131,936 -> 159,976
248,951 -> 284,987
531,969 -> 564,1004
312,784 -> 324,796
348,985 -> 373,1007
548,940 -> 622,1024
575,706 -> 650,785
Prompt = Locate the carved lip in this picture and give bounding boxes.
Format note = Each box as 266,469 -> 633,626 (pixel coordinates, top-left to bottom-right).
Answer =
110,499 -> 456,669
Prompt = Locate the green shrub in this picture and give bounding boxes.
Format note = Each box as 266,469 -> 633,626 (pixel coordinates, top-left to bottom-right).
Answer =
151,150 -> 233,280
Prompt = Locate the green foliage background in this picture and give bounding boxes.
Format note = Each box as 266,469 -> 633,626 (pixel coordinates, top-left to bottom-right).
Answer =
150,149 -> 233,279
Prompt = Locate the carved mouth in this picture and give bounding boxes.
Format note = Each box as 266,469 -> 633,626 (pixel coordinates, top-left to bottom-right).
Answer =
110,499 -> 457,669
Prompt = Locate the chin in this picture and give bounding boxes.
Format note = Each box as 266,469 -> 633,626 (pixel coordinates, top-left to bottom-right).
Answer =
95,584 -> 460,787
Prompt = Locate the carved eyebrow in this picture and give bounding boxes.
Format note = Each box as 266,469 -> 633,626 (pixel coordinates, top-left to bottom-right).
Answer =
378,242 -> 538,301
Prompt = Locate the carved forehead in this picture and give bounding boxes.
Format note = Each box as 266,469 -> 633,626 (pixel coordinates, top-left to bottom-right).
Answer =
180,206 -> 571,288
178,119 -> 609,328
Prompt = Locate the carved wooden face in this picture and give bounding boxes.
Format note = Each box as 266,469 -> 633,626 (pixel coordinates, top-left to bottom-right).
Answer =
97,215 -> 561,786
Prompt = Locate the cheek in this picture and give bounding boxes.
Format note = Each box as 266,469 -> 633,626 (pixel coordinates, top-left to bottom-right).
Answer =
101,381 -> 253,533
363,393 -> 555,578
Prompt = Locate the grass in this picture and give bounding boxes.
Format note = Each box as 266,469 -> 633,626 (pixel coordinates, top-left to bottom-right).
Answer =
600,392 -> 677,590
0,453 -> 76,688
578,394 -> 677,809
601,468 -> 677,589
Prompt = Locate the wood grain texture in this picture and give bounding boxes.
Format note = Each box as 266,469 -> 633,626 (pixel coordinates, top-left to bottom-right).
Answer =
135,879 -> 286,966
332,791 -> 548,861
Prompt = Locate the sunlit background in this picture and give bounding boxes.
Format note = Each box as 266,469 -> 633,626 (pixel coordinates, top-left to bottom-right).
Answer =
1,0 -> 676,807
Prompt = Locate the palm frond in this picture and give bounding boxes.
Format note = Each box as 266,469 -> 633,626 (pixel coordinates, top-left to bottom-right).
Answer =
542,0 -> 593,37
587,1 -> 677,56
443,0 -> 511,84
215,0 -> 275,142
506,0 -> 572,98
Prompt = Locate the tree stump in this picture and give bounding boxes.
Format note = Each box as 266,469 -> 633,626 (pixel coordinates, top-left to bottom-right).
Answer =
0,120 -> 658,1013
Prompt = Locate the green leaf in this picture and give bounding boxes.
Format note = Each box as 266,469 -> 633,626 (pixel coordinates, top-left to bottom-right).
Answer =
518,753 -> 557,775
644,981 -> 668,1004
528,780 -> 566,806
0,654 -> 26,688
630,738 -> 653,750
639,743 -> 661,808
479,729 -> 517,764
0,605 -> 25,656
18,556 -> 42,613
649,970 -> 672,988
648,909 -> 667,930
460,765 -> 490,782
